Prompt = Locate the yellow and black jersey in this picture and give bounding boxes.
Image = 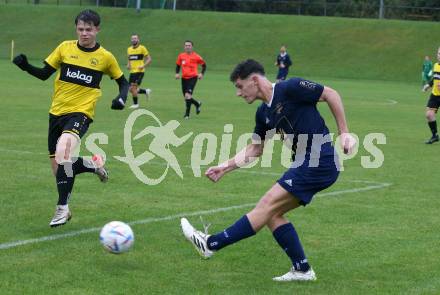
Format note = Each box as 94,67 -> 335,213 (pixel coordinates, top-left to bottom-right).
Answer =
127,45 -> 149,74
432,63 -> 440,96
45,40 -> 123,119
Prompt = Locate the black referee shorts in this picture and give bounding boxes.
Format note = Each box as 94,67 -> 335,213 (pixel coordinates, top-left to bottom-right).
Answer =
181,77 -> 198,96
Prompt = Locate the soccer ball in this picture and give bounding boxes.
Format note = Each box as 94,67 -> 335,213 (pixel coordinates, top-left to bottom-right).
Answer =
99,221 -> 134,254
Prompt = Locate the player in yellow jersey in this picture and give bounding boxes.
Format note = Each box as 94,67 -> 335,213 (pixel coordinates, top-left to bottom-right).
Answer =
12,10 -> 129,227
423,47 -> 440,144
127,34 -> 152,108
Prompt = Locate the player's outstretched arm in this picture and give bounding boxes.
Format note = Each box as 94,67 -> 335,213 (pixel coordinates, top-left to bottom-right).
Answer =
111,75 -> 129,110
319,86 -> 356,154
13,54 -> 56,81
424,77 -> 435,92
205,143 -> 264,182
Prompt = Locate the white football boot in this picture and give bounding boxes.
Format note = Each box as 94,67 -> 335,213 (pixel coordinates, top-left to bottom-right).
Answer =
180,218 -> 213,259
273,267 -> 317,282
145,88 -> 152,99
129,104 -> 139,109
92,154 -> 108,183
49,205 -> 72,227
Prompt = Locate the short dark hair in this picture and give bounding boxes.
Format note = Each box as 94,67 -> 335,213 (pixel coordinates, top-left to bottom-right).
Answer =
75,9 -> 100,26
184,40 -> 193,45
230,59 -> 265,82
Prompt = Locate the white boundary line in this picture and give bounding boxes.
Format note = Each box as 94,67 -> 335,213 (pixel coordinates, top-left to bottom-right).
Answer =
0,181 -> 392,251
386,99 -> 398,105
0,147 -> 392,250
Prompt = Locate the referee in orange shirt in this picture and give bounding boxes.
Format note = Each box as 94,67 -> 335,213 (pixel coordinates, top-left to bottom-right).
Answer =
175,40 -> 206,119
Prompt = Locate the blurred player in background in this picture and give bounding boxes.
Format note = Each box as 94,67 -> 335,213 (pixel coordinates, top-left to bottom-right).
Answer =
422,55 -> 433,91
175,40 -> 205,119
127,34 -> 152,108
423,48 -> 440,144
12,9 -> 128,227
275,45 -> 292,83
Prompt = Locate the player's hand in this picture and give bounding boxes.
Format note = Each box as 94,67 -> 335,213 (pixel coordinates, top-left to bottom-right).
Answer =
175,74 -> 180,79
126,64 -> 131,70
138,66 -> 144,70
111,96 -> 125,110
205,166 -> 227,183
197,73 -> 203,80
423,84 -> 431,92
13,54 -> 29,71
340,133 -> 357,155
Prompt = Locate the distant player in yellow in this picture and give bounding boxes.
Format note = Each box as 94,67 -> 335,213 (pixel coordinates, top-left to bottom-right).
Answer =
424,47 -> 440,144
127,34 -> 152,108
12,10 -> 129,227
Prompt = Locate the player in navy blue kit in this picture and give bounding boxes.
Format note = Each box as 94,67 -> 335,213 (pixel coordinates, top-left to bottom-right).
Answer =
275,45 -> 292,82
181,59 -> 355,281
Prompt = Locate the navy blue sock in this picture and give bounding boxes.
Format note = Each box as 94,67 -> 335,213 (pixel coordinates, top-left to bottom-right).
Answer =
133,96 -> 138,104
207,215 -> 256,251
272,223 -> 310,272
138,88 -> 146,94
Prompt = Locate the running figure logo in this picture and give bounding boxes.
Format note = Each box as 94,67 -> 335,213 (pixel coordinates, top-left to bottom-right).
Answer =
115,109 -> 193,185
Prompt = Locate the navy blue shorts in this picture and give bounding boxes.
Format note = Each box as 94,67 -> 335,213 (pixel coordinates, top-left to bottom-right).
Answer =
277,159 -> 339,205
276,69 -> 289,80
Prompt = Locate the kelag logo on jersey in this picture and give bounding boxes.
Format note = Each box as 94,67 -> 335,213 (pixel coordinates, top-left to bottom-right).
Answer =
67,68 -> 92,84
129,54 -> 144,61
59,63 -> 103,88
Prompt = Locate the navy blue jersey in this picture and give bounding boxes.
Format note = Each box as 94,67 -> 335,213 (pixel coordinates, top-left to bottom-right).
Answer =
253,78 -> 335,163
276,53 -> 292,69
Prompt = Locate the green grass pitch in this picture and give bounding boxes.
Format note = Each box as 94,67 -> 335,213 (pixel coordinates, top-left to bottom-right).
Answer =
1,57 -> 439,294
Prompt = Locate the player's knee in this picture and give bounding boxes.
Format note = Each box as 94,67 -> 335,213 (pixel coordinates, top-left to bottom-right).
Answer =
54,134 -> 77,164
255,193 -> 277,215
55,147 -> 71,165
426,110 -> 436,120
129,85 -> 137,94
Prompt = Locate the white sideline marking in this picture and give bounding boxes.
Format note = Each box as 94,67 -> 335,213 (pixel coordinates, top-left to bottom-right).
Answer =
0,181 -> 391,251
386,99 -> 398,105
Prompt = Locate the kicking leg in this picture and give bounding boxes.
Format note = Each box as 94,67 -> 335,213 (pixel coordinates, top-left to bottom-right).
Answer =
180,183 -> 297,257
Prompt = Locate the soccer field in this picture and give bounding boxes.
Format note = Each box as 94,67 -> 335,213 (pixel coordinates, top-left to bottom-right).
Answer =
0,57 -> 439,294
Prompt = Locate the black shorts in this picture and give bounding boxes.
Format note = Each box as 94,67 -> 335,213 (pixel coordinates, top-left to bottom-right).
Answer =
129,72 -> 144,85
181,77 -> 198,96
426,94 -> 440,110
48,113 -> 92,157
